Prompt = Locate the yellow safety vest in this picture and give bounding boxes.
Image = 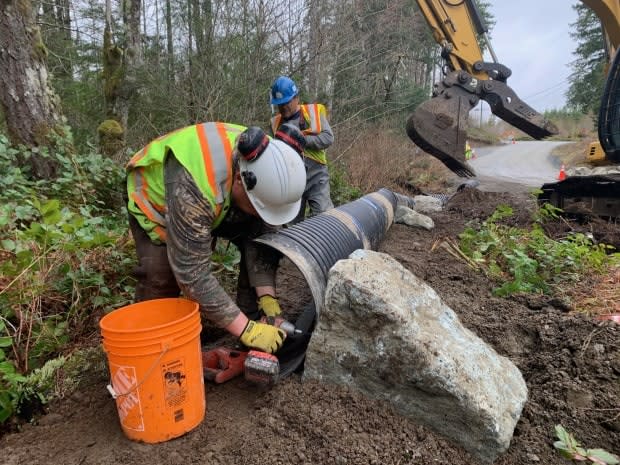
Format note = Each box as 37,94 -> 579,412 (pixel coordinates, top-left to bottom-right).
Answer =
126,122 -> 246,243
271,103 -> 329,164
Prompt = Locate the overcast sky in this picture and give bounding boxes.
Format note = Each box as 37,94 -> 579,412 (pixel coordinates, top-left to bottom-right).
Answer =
482,1 -> 579,114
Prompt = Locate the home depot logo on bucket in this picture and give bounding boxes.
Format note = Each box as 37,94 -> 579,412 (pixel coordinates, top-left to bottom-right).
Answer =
110,363 -> 145,431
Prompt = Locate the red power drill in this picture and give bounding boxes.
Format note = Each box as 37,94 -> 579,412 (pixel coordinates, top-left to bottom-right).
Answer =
243,316 -> 301,385
202,316 -> 300,385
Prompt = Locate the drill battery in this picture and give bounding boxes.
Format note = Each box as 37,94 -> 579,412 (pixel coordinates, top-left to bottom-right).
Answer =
244,350 -> 280,385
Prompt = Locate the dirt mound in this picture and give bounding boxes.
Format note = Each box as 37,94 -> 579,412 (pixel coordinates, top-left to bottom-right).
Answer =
542,213 -> 620,250
447,187 -> 537,226
2,189 -> 618,465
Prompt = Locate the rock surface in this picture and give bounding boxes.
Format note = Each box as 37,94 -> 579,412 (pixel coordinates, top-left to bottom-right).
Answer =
394,205 -> 435,230
412,195 -> 444,212
304,249 -> 528,463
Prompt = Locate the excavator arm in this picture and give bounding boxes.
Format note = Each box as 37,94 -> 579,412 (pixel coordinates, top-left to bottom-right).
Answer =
408,0 -> 559,177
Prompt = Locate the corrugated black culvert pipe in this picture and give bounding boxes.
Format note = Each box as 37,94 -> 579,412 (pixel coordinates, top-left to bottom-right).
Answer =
254,188 -> 399,377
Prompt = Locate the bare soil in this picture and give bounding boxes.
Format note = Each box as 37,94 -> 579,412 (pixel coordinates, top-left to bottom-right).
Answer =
2,188 -> 619,465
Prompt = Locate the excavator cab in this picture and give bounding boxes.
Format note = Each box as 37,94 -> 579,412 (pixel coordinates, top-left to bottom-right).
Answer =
407,0 -> 558,177
598,42 -> 620,163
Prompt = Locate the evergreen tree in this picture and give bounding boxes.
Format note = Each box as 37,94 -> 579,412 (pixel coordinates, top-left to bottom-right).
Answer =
475,0 -> 495,53
566,3 -> 606,115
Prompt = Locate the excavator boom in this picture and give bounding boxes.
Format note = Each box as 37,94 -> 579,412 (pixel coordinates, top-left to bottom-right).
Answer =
409,0 -> 558,177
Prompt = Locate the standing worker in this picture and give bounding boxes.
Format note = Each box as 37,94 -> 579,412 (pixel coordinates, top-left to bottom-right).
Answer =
465,140 -> 473,161
126,122 -> 306,354
269,76 -> 334,222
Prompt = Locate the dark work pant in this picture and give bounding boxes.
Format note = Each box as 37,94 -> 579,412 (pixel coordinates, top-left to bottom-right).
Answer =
292,157 -> 333,224
129,213 -> 261,319
129,213 -> 180,302
235,248 -> 260,320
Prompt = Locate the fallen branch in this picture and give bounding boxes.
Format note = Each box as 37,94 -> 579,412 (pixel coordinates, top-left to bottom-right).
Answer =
432,237 -> 481,271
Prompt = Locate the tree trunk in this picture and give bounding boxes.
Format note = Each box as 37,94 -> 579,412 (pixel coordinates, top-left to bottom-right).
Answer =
101,0 -> 142,161
166,0 -> 174,86
305,0 -> 321,98
101,18 -> 125,158
39,0 -> 73,79
0,0 -> 65,178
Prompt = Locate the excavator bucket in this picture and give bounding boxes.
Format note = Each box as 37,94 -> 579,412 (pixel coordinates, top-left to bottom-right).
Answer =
406,91 -> 476,178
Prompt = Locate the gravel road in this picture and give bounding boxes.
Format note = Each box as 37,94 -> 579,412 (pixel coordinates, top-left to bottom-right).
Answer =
468,140 -> 569,193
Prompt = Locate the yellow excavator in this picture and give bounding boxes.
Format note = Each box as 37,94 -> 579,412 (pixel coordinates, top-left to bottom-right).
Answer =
408,0 -> 620,217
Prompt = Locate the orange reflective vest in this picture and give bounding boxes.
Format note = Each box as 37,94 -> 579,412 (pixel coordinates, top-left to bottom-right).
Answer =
270,103 -> 328,164
126,122 -> 246,243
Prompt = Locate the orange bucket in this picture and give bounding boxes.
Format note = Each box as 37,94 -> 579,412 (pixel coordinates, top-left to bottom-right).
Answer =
99,298 -> 205,443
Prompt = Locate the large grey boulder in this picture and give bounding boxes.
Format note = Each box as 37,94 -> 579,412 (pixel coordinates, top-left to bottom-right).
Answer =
303,250 -> 528,464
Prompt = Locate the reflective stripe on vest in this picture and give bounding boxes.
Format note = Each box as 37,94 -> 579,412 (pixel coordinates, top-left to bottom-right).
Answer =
270,104 -> 323,135
195,123 -> 238,207
300,104 -> 322,135
270,114 -> 282,135
127,122 -> 245,242
270,104 -> 327,165
131,168 -> 166,226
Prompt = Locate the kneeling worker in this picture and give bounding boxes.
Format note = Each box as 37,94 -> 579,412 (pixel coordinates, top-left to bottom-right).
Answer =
126,123 -> 306,354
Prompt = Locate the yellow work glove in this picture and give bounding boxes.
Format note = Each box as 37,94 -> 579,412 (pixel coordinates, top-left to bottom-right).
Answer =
239,320 -> 285,354
257,295 -> 282,317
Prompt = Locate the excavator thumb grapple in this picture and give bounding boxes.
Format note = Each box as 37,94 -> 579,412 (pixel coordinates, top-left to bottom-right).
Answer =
409,0 -> 620,220
407,68 -> 559,178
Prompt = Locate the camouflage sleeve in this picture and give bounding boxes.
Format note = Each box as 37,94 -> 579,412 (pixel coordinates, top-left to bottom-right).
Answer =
163,155 -> 240,328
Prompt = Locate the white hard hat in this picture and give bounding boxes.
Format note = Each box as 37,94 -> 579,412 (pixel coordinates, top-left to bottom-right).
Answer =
238,132 -> 306,225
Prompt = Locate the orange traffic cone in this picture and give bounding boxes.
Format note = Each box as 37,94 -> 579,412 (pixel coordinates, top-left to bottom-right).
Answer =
557,164 -> 566,181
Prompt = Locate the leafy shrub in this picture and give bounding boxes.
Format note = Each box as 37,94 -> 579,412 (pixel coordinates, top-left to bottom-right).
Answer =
209,239 -> 241,295
0,320 -> 26,423
0,132 -> 133,422
554,425 -> 619,464
330,161 -> 363,206
458,205 -> 618,296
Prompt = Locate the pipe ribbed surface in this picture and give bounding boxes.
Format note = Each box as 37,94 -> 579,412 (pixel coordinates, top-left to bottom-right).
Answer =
254,188 -> 397,317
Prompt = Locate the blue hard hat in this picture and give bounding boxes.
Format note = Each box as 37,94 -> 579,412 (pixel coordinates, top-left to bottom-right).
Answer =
270,76 -> 298,105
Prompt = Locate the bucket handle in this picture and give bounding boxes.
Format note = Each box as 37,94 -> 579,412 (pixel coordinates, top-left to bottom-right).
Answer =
106,343 -> 170,399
